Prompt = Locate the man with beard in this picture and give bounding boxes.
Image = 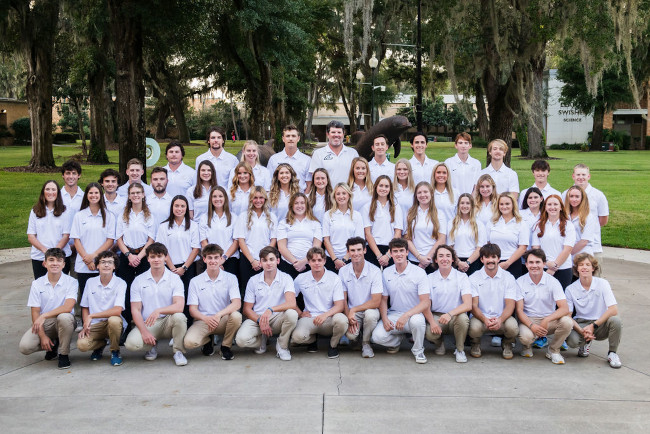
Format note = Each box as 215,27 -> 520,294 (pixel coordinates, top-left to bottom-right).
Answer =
195,126 -> 238,188
147,167 -> 173,237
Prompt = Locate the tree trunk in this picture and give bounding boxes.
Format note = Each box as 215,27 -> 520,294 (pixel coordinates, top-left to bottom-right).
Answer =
591,105 -> 605,152
72,97 -> 88,157
19,0 -> 60,169
230,99 -> 239,140
154,100 -> 169,140
108,0 -> 146,181
88,67 -> 109,163
475,79 -> 489,140
527,57 -> 548,159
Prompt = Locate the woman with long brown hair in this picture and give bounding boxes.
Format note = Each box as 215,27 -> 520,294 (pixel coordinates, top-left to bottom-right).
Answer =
269,163 -> 300,221
277,192 -> 322,278
405,182 -> 446,274
308,167 -> 334,222
485,193 -> 529,278
362,175 -> 402,267
188,160 -> 218,222
200,186 -> 239,276
447,193 -> 486,276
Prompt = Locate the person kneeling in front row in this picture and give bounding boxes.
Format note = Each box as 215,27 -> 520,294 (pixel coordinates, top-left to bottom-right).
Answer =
183,244 -> 242,360
125,242 -> 188,366
565,253 -> 623,368
236,246 -> 297,361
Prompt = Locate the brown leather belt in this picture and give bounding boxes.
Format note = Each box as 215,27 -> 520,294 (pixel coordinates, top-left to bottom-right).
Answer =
128,246 -> 145,255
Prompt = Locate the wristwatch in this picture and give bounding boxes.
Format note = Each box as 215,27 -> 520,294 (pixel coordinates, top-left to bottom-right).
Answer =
123,251 -> 131,257
182,265 -> 188,271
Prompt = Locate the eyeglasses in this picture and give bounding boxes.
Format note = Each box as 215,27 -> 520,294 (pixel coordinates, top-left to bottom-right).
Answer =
99,260 -> 115,265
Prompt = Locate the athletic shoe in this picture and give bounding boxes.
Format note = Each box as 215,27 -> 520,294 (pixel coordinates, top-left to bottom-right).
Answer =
57,354 -> 71,369
201,340 -> 215,356
221,346 -> 234,360
361,343 -> 375,358
255,335 -> 268,355
502,346 -> 514,359
44,340 -> 59,361
414,352 -> 427,364
168,338 -> 174,347
520,347 -> 534,358
561,341 -> 569,351
533,336 -> 548,348
144,345 -> 158,361
75,319 -> 83,333
608,352 -> 622,368
470,344 -> 482,358
276,340 -> 291,361
386,345 -> 400,354
327,345 -> 339,359
491,336 -> 502,347
173,351 -> 187,366
110,351 -> 123,366
339,335 -> 350,346
307,341 -> 318,353
546,350 -> 565,365
577,341 -> 591,357
212,335 -> 220,346
454,349 -> 467,363
435,342 -> 446,356
90,346 -> 105,361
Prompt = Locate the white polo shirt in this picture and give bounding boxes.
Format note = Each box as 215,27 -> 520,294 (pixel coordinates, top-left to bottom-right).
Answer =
476,202 -> 494,228
312,193 -> 328,223
518,183 -> 561,208
230,186 -> 252,216
244,270 -> 295,315
351,183 -> 372,212
368,158 -> 395,183
362,201 -> 404,245
187,270 -> 240,316
267,149 -> 311,191
520,208 -> 540,248
27,273 -> 78,315
564,184 -> 608,254
270,189 -> 291,222
394,184 -> 413,215
104,194 -> 126,219
486,217 -> 530,260
382,262 -> 429,313
116,210 -> 155,248
339,261 -> 383,308
277,217 -> 323,262
131,268 -> 184,319
155,220 -> 201,265
433,188 -> 459,223
199,212 -> 239,259
233,212 -> 278,261
27,208 -> 72,260
429,268 -> 472,313
478,164 -> 519,194
531,220 -> 576,269
80,275 -> 127,324
569,213 -> 599,256
447,218 -> 487,258
515,272 -> 566,318
70,208 -> 117,273
445,154 -> 481,195
228,163 -> 271,191
61,186 -> 84,214
186,185 -> 211,223
294,270 -> 344,316
117,181 -> 153,198
469,266 -> 517,317
163,162 -> 196,198
308,145 -> 359,186
195,149 -> 239,188
409,155 -> 438,185
146,193 -> 173,236
404,207 -> 447,261
565,277 -> 617,321
322,208 -> 364,259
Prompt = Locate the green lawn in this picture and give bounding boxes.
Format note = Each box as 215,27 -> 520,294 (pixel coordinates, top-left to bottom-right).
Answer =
1,141 -> 648,250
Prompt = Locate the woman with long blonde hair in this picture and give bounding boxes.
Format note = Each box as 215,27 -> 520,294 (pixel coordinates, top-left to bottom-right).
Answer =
347,157 -> 373,211
362,175 -> 402,267
431,162 -> 459,223
473,174 -> 498,228
485,193 -> 529,278
229,161 -> 255,215
322,183 -> 364,271
565,185 -> 599,260
405,181 -> 446,274
200,186 -> 239,276
228,140 -> 271,190
277,192 -> 322,278
447,193 -> 486,275
269,163 -> 300,221
393,158 -> 415,215
308,167 -> 334,222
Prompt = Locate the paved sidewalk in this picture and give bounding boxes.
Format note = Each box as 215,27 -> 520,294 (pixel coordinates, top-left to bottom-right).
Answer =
1,253 -> 649,432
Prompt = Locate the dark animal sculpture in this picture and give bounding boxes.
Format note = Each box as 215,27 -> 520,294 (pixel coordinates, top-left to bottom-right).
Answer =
353,115 -> 412,160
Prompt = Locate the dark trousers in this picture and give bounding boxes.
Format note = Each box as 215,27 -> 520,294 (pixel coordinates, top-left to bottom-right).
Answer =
32,257 -> 71,280
238,256 -> 261,298
365,244 -> 393,268
117,256 -> 150,324
501,259 -> 523,279
278,260 -> 311,279
458,257 -> 482,276
552,268 -> 573,290
409,260 -> 435,274
76,272 -> 99,300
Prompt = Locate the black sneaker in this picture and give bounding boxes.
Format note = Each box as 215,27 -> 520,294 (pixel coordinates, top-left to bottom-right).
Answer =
58,354 -> 71,369
220,346 -> 234,360
327,345 -> 339,359
44,340 -> 59,361
90,346 -> 105,361
307,341 -> 318,353
202,340 -> 215,356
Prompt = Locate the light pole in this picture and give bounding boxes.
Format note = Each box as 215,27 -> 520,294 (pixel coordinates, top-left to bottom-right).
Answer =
356,69 -> 364,132
416,0 -> 423,132
369,54 -> 378,127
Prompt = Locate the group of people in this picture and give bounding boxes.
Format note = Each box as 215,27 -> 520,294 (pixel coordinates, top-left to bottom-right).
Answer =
20,122 -> 621,369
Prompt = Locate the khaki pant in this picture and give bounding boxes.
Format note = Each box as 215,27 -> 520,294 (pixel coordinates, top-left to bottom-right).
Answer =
125,313 -> 188,353
77,316 -> 123,352
567,316 -> 622,353
371,312 -> 426,355
184,312 -> 243,349
236,310 -> 298,350
19,313 -> 75,356
519,316 -> 573,354
291,313 -> 349,348
468,316 -> 518,346
345,308 -> 380,344
425,312 -> 470,352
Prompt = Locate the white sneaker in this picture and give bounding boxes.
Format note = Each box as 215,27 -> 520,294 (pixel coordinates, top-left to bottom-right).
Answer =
546,350 -> 565,365
361,343 -> 375,358
578,341 -> 591,357
144,345 -> 158,361
173,351 -> 187,366
414,352 -> 427,364
491,336 -> 502,347
75,319 -> 83,333
608,352 -> 622,368
520,347 -> 534,358
255,335 -> 268,355
168,338 -> 174,347
275,340 -> 291,361
454,349 -> 467,363
435,342 -> 446,356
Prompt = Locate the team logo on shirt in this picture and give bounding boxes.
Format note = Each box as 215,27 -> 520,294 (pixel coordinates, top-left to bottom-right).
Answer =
324,155 -> 334,161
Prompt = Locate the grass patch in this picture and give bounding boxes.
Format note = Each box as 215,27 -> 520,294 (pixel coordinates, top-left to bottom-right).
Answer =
1,141 -> 648,250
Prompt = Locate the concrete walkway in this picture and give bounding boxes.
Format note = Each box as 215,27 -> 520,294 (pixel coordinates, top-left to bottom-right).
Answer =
1,250 -> 649,432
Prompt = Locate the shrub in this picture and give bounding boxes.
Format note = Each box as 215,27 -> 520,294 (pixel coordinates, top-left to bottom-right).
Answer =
10,117 -> 30,145
0,125 -> 12,138
645,136 -> 650,150
549,143 -> 583,150
472,138 -> 488,148
53,132 -> 79,144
